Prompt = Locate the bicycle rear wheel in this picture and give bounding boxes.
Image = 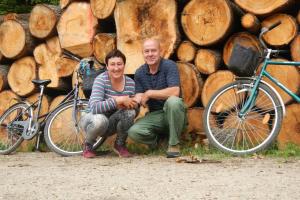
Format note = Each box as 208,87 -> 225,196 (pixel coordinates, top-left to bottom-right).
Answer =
44,100 -> 106,156
203,80 -> 283,155
0,103 -> 32,155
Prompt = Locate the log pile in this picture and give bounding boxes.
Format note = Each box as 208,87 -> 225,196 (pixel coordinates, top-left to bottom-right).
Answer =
0,0 -> 299,150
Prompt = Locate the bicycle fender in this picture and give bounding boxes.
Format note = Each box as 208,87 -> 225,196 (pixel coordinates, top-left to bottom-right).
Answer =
236,77 -> 286,116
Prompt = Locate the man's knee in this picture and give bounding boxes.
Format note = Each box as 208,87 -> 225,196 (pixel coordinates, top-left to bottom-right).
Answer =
128,125 -> 140,141
165,96 -> 185,110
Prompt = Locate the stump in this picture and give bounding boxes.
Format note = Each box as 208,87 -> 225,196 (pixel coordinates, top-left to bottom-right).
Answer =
91,0 -> 116,19
290,34 -> 300,62
181,0 -> 233,46
93,33 -> 116,64
8,57 -> 37,97
241,13 -> 261,34
0,90 -> 19,116
176,40 -> 196,62
0,65 -> 9,92
194,49 -> 221,75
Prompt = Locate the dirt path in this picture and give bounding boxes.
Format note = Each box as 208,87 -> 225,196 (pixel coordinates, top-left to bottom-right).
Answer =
0,152 -> 299,200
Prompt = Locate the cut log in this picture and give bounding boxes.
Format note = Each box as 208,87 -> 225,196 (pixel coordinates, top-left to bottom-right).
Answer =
194,49 -> 221,75
91,0 -> 116,19
26,93 -> 50,119
290,34 -> 300,62
176,40 -> 196,62
201,70 -> 235,107
29,4 -> 61,39
261,58 -> 300,104
223,32 -> 262,67
93,33 -> 116,64
177,62 -> 203,107
60,0 -> 74,9
185,107 -> 205,136
241,13 -> 261,34
0,65 -> 9,92
49,95 -> 65,111
57,2 -> 98,57
234,0 -> 294,16
0,19 -> 37,59
181,0 -> 233,46
261,14 -> 298,47
277,104 -> 300,149
8,57 -> 37,97
33,37 -> 72,90
297,10 -> 300,24
0,90 -> 19,116
114,0 -> 179,74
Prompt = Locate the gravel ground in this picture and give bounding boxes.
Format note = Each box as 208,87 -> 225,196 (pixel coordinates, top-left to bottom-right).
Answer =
0,152 -> 299,200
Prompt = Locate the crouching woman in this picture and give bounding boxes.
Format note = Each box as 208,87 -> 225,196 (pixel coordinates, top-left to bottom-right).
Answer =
80,50 -> 138,158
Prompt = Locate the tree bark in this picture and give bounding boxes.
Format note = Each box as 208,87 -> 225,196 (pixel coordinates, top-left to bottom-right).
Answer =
234,0 -> 294,16
0,65 -> 9,92
261,58 -> 300,104
0,90 -> 19,116
181,0 -> 233,46
201,70 -> 235,107
0,19 -> 37,59
8,56 -> 37,97
176,40 -> 196,62
223,32 -> 262,67
261,14 -> 298,47
29,4 -> 61,39
194,49 -> 221,75
177,62 -> 203,108
57,2 -> 98,58
277,103 -> 300,150
114,0 -> 179,74
91,0 -> 116,19
290,34 -> 300,62
241,13 -> 261,34
93,33 -> 116,64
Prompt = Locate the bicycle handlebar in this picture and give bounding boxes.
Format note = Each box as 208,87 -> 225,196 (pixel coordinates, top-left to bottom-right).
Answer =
259,21 -> 282,51
62,49 -> 82,62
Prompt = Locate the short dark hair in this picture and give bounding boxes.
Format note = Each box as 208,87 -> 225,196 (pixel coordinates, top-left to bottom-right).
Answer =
105,49 -> 126,65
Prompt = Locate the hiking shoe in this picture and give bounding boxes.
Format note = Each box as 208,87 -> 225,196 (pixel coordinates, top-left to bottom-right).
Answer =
113,143 -> 132,158
83,143 -> 96,158
166,144 -> 180,158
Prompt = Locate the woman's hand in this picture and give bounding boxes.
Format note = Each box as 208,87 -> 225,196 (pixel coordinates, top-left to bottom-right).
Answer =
114,96 -> 138,109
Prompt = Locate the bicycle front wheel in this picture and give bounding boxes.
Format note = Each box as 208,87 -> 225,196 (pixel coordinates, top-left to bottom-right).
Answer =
44,100 -> 106,156
203,80 -> 283,155
0,103 -> 32,154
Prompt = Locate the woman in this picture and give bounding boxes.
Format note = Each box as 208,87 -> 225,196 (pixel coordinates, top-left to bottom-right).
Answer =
81,49 -> 138,158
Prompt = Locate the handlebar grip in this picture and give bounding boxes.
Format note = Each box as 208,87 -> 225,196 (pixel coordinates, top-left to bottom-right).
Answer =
267,21 -> 281,31
62,49 -> 82,62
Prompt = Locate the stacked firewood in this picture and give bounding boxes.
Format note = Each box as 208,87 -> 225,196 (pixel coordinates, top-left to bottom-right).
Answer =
0,0 -> 299,149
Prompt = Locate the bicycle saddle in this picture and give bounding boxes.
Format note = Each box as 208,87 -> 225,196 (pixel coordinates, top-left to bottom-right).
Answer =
32,79 -> 51,86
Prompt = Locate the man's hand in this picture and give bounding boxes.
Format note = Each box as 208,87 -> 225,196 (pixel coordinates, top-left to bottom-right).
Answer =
141,90 -> 152,107
114,96 -> 138,109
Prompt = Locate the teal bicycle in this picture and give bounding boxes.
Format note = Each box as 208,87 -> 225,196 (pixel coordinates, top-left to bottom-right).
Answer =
203,22 -> 300,155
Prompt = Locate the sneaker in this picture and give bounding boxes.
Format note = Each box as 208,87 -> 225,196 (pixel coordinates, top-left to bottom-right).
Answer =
166,144 -> 181,158
113,143 -> 132,158
83,143 -> 96,158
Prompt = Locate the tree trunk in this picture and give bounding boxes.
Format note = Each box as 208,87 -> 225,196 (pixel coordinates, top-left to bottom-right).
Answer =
33,37 -> 72,90
0,65 -> 9,92
93,33 -> 116,64
277,103 -> 300,150
8,56 -> 37,97
241,13 -> 261,34
194,49 -> 221,75
91,0 -> 116,19
234,0 -> 294,16
176,40 -> 196,62
290,34 -> 300,62
26,93 -> 50,119
261,14 -> 298,47
181,0 -> 233,46
29,4 -> 61,39
261,58 -> 300,104
114,0 -> 179,74
49,95 -> 65,111
201,70 -> 235,107
57,2 -> 98,57
0,90 -> 19,116
223,32 -> 262,67
177,62 -> 203,108
0,19 -> 37,59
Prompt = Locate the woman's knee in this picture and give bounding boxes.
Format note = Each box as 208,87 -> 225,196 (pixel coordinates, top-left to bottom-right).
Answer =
82,113 -> 109,134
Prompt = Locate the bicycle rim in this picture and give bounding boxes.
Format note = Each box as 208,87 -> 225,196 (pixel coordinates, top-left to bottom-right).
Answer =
0,103 -> 31,154
204,80 -> 283,155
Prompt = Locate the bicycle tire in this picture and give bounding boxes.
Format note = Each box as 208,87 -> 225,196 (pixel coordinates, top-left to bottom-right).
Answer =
0,102 -> 33,155
203,80 -> 283,155
44,100 -> 106,156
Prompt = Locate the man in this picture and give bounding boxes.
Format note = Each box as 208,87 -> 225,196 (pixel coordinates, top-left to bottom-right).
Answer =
128,38 -> 187,158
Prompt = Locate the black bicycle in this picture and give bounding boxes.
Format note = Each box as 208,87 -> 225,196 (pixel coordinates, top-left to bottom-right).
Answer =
0,50 -> 106,156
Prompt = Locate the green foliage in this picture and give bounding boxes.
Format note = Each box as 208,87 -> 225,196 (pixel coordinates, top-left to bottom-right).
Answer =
0,0 -> 59,15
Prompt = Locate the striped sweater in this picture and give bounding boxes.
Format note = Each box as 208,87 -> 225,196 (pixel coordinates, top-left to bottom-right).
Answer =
88,71 -> 135,114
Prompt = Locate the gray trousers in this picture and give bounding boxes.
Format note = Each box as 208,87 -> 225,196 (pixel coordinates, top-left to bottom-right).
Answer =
80,109 -> 136,146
